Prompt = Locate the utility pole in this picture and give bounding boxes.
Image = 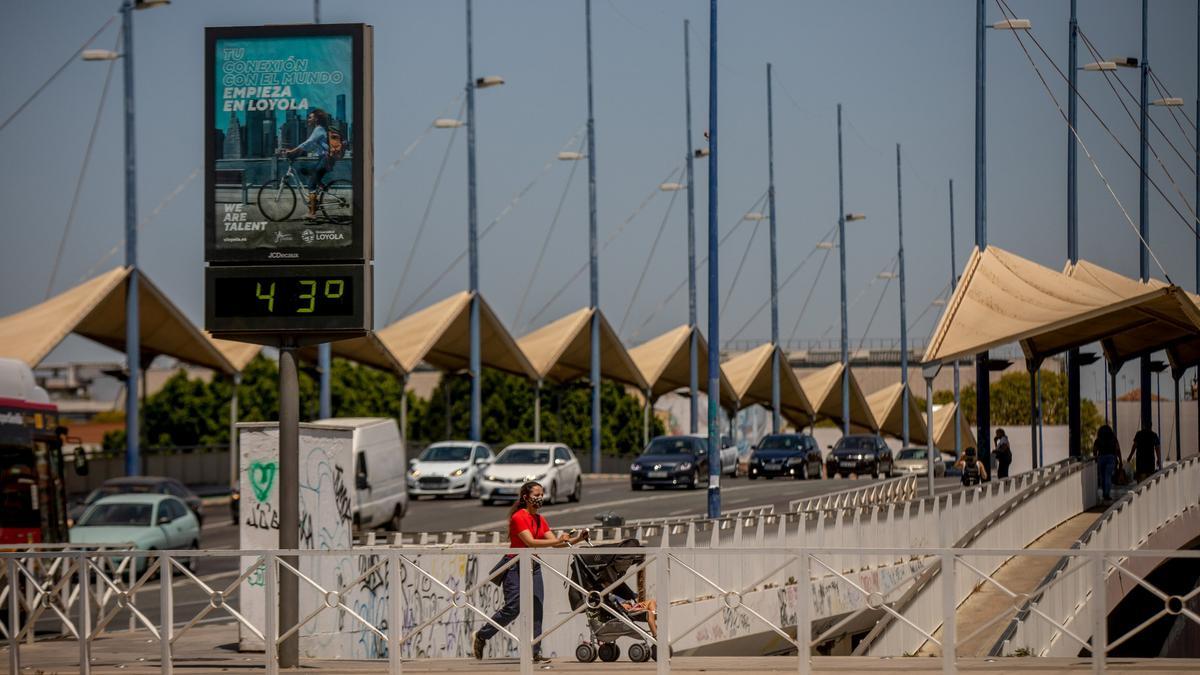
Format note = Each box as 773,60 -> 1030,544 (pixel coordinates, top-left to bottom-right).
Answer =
949,180 -> 961,457
897,144 -> 909,448
684,20 -> 699,434
1138,0 -> 1152,434
466,0 -> 482,441
1066,0 -> 1080,457
974,0 -> 992,476
836,104 -> 849,437
122,0 -> 140,477
766,63 -> 781,434
586,0 -> 601,473
315,0 -> 331,421
706,0 -> 721,519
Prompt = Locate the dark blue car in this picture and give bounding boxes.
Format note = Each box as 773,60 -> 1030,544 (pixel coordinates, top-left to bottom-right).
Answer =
748,434 -> 824,480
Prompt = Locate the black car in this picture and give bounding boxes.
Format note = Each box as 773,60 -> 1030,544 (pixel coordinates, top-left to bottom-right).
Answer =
69,476 -> 203,527
630,436 -> 710,490
825,435 -> 894,478
748,434 -> 823,480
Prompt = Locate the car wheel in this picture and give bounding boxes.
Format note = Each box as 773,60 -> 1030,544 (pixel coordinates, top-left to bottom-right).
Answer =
468,479 -> 480,499
481,498 -> 493,506
186,541 -> 200,572
748,472 -> 757,480
549,481 -> 558,505
797,464 -> 807,480
390,506 -> 403,532
688,470 -> 700,490
631,481 -> 642,491
570,477 -> 582,502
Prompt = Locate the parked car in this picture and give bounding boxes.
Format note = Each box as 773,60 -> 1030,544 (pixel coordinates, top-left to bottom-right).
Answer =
825,435 -> 894,478
69,494 -> 200,571
406,441 -> 494,499
478,443 -> 582,506
310,417 -> 408,531
69,476 -> 203,529
890,447 -> 947,477
748,434 -> 823,480
630,435 -> 735,490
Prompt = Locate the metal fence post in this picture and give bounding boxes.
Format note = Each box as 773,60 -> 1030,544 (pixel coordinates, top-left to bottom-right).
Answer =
8,559 -> 19,674
941,551 -> 956,674
1091,552 -> 1106,675
796,552 -> 811,675
264,553 -> 278,675
655,551 -> 670,675
160,552 -> 172,675
78,552 -> 92,675
518,550 -> 533,675
389,551 -> 403,675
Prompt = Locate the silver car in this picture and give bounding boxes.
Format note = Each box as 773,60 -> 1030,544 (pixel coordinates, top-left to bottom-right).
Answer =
890,447 -> 946,477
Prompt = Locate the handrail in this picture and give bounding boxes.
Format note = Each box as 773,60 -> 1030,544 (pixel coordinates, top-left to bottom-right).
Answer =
991,455 -> 1200,657
852,457 -> 1094,656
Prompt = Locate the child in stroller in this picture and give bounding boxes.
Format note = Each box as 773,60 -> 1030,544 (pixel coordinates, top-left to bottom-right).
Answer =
567,538 -> 659,662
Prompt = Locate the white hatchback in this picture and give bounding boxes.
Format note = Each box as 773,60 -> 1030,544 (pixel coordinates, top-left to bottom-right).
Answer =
407,441 -> 494,499
478,443 -> 583,506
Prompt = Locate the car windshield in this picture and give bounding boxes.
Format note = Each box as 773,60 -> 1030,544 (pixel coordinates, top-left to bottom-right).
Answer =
644,438 -> 699,455
419,445 -> 472,462
758,435 -> 804,450
77,502 -> 153,527
494,448 -> 549,465
834,437 -> 876,451
86,483 -> 155,504
898,449 -> 928,461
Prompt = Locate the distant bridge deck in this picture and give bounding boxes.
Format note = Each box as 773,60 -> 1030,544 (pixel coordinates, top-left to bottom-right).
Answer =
5,623 -> 1197,674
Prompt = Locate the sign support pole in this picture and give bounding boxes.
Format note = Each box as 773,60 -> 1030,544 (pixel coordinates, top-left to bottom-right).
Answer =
278,342 -> 299,668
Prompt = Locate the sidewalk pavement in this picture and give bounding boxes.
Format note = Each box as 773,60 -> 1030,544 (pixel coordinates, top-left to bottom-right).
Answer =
4,624 -> 1196,674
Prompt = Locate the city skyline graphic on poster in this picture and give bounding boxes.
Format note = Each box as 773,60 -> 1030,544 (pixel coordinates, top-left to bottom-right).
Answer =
212,34 -> 354,252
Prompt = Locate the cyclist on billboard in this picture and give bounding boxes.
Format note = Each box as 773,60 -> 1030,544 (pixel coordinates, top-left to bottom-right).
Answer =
282,108 -> 345,219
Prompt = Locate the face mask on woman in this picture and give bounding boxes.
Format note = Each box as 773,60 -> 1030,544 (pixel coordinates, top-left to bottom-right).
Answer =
526,495 -> 544,509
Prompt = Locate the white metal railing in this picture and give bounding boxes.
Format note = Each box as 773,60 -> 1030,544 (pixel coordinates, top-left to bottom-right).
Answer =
999,456 -> 1200,657
857,457 -> 1097,657
787,474 -> 919,512
3,545 -> 1196,675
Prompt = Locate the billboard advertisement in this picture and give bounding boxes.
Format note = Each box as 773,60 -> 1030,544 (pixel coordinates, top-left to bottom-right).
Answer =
205,24 -> 372,263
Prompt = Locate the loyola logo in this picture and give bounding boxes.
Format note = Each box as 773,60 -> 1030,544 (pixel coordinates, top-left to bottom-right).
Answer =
249,460 -> 278,502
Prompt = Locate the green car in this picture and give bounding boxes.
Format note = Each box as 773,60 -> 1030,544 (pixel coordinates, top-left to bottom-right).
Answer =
69,493 -> 201,572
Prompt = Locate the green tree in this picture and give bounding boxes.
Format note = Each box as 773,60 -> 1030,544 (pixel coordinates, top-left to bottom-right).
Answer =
929,371 -> 1101,448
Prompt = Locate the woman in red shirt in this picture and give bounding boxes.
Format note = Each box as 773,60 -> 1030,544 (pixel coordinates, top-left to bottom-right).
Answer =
473,481 -> 588,661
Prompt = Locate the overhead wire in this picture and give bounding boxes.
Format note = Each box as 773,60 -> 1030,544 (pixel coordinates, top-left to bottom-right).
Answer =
46,26 -> 121,299
526,164 -> 683,327
629,190 -> 769,339
1148,71 -> 1197,153
855,260 -> 898,354
619,181 -> 682,335
0,14 -> 117,135
385,99 -> 466,323
786,246 -> 833,346
818,255 -> 898,338
728,223 -> 838,343
1148,69 -> 1197,131
514,136 -> 586,331
375,92 -> 463,188
400,124 -> 587,318
993,0 -> 1176,281
719,201 -> 768,318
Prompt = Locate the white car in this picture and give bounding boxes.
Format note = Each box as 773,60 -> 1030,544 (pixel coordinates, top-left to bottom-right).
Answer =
478,443 -> 583,506
406,441 -> 494,499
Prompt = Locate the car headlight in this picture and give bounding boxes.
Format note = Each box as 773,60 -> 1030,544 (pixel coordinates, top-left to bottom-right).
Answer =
631,463 -> 642,471
408,468 -> 420,477
678,462 -> 693,471
484,474 -> 497,481
451,467 -> 467,477
526,473 -> 546,482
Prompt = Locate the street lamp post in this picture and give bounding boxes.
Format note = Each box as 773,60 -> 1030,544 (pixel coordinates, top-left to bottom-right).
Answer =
1138,0 -> 1152,437
585,0 -> 602,474
684,19 -> 699,434
837,104 -> 848,437
706,0 -> 720,519
81,0 -> 169,476
1066,0 -> 1081,459
766,63 -> 781,434
896,144 -> 909,448
949,179 -> 961,458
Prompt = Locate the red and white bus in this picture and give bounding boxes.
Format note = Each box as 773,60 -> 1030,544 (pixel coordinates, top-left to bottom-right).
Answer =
0,358 -> 72,544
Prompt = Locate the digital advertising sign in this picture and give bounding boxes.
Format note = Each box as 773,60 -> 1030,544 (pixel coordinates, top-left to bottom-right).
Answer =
204,23 -> 372,263
204,23 -> 373,344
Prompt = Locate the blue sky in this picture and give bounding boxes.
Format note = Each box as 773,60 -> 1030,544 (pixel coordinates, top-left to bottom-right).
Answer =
2,0 -> 1197,402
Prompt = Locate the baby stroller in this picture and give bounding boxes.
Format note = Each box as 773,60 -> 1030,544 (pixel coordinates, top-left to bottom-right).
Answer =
568,538 -> 656,662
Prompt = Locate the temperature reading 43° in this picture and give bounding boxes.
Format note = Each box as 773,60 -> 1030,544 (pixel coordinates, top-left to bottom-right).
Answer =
214,275 -> 354,318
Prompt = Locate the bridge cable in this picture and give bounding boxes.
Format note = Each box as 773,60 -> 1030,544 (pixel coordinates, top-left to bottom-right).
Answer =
994,0 -> 1176,281
526,163 -> 683,328
0,14 -> 118,135
400,124 -> 586,318
375,93 -> 462,188
514,136 -> 586,331
620,181 -> 682,336
386,99 -> 466,323
46,26 -> 121,299
729,223 -> 838,343
819,255 -> 898,339
855,260 -> 898,354
720,207 -> 767,318
786,246 -> 833,347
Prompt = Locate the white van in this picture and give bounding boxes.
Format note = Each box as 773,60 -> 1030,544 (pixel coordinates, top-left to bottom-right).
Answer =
310,417 -> 408,531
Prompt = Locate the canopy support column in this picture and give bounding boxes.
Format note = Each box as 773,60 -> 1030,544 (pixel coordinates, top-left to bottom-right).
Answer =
1028,360 -> 1041,471
923,363 -> 941,497
642,388 -> 652,448
229,374 -> 240,493
1110,362 -> 1120,440
400,374 -> 409,457
534,379 -> 542,443
1172,368 -> 1183,463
